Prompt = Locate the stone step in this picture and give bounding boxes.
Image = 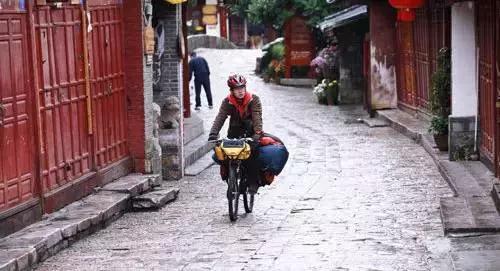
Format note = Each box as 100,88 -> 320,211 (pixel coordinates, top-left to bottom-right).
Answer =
183,115 -> 204,145
279,78 -> 316,87
184,133 -> 213,169
185,152 -> 216,176
100,173 -> 160,197
132,186 -> 179,210
0,173 -> 166,271
492,183 -> 500,214
440,196 -> 500,235
361,116 -> 389,128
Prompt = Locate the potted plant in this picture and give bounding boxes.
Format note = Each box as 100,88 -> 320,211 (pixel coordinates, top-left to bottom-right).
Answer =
313,79 -> 327,105
428,47 -> 451,151
429,115 -> 449,150
325,80 -> 339,105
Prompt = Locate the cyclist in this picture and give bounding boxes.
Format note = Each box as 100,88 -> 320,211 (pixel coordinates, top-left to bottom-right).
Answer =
208,74 -> 263,193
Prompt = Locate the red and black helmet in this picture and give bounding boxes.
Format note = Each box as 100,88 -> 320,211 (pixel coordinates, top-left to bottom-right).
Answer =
227,74 -> 247,89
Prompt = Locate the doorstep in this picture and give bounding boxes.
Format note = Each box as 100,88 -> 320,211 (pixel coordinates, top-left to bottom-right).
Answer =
377,109 -> 500,235
0,174 -> 179,271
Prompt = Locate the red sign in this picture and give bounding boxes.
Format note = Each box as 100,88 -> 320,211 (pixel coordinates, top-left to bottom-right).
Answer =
284,16 -> 314,78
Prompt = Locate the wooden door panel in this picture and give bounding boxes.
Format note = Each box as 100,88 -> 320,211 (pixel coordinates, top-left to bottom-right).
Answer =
397,22 -> 417,108
34,6 -> 91,192
477,0 -> 495,164
0,13 -> 37,212
88,4 -> 128,168
413,6 -> 431,111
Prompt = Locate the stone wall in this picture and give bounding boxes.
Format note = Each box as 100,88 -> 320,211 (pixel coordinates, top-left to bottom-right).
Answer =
449,116 -> 478,161
153,1 -> 184,180
124,0 -> 158,174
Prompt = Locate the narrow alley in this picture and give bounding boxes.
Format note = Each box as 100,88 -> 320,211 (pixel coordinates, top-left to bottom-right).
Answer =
34,49 -> 454,270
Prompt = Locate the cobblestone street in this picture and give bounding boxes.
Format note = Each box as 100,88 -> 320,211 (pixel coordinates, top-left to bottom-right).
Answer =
36,49 -> 454,270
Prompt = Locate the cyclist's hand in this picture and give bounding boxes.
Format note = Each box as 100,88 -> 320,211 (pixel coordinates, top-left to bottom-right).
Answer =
251,133 -> 262,144
208,134 -> 218,141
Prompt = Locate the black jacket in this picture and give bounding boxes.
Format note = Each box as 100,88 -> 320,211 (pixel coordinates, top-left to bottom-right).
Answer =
188,56 -> 210,81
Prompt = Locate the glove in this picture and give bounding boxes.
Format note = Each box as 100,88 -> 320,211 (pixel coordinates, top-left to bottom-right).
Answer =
208,134 -> 218,141
252,132 -> 262,143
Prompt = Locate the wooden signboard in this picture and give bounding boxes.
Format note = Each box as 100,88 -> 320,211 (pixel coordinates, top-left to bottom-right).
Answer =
284,16 -> 315,78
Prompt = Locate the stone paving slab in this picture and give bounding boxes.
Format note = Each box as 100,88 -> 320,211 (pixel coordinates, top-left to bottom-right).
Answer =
379,108 -> 500,236
451,250 -> 500,271
492,183 -> 500,214
100,174 -> 160,196
0,173 -> 169,271
441,197 -> 500,234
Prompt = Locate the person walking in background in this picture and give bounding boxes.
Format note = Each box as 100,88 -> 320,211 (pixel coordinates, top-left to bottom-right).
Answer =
189,52 -> 213,110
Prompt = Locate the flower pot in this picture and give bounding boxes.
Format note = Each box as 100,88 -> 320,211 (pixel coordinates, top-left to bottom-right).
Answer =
326,86 -> 339,105
433,134 -> 448,151
317,96 -> 327,105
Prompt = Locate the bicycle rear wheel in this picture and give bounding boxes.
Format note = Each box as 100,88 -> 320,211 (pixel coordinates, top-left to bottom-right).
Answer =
243,189 -> 254,213
227,166 -> 239,221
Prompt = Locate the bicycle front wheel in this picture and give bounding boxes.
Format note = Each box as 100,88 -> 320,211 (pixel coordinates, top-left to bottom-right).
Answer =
227,165 -> 239,221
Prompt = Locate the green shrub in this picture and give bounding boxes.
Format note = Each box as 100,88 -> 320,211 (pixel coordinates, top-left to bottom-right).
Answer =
270,43 -> 285,60
428,115 -> 448,135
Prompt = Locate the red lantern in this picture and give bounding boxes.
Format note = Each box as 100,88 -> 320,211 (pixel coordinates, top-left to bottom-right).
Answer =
389,0 -> 424,22
397,8 -> 415,21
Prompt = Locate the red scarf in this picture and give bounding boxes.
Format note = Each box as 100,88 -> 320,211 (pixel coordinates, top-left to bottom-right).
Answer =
227,92 -> 253,118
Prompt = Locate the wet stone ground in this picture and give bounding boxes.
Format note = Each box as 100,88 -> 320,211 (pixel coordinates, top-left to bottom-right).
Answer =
36,49 -> 455,270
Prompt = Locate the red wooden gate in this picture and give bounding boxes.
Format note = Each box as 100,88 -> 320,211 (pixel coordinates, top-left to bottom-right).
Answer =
413,6 -> 431,111
0,8 -> 38,213
87,1 -> 128,169
396,22 -> 417,109
477,0 -> 496,166
495,0 -> 500,174
34,5 -> 92,193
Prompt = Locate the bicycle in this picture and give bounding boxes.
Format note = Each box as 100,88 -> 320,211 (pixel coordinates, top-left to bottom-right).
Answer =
212,137 -> 256,221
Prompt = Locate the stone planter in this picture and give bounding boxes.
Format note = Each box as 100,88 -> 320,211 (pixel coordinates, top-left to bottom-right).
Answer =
433,134 -> 449,151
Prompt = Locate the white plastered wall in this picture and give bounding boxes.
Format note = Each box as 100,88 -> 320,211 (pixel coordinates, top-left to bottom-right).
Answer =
451,1 -> 477,118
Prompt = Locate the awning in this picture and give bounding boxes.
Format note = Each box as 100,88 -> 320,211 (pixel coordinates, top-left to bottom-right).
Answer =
318,5 -> 368,31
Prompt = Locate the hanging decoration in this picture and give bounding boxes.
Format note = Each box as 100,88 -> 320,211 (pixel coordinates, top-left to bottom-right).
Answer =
166,0 -> 187,4
388,0 -> 425,22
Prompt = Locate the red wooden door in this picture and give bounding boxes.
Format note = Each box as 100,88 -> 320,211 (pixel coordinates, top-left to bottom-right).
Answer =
413,6 -> 431,111
87,1 -> 128,169
429,1 -> 451,74
495,0 -> 500,174
477,0 -> 496,166
34,5 -> 92,193
396,22 -> 417,108
0,10 -> 38,212
229,15 -> 245,47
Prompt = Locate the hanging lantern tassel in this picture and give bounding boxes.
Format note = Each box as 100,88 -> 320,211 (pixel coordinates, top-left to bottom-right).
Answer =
397,8 -> 415,21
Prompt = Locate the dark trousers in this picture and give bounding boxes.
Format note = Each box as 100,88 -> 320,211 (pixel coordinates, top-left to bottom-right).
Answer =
194,76 -> 213,107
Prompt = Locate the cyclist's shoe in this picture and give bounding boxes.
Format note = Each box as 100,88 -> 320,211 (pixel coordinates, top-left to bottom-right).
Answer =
220,164 -> 228,181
